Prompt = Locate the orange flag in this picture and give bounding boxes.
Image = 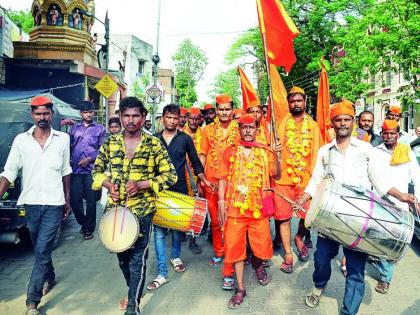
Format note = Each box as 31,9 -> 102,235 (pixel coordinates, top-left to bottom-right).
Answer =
256,0 -> 300,73
268,63 -> 289,128
316,60 -> 332,143
238,66 -> 260,111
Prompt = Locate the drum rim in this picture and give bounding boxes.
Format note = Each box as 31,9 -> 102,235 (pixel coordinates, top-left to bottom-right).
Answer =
99,207 -> 140,253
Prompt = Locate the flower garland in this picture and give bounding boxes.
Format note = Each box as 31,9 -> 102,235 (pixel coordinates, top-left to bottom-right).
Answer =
285,114 -> 313,186
225,146 -> 267,219
185,125 -> 202,153
256,124 -> 268,145
209,119 -> 238,170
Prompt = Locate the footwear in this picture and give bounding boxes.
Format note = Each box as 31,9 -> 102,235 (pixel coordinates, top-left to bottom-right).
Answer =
189,238 -> 202,254
227,288 -> 246,309
375,281 -> 390,294
208,256 -> 223,267
340,264 -> 347,277
170,258 -> 186,272
304,238 -> 313,249
222,276 -> 235,290
119,297 -> 128,310
25,304 -> 41,315
262,260 -> 270,268
279,253 -> 293,274
42,279 -> 56,296
305,286 -> 326,308
146,275 -> 170,291
255,266 -> 269,285
83,232 -> 94,240
294,236 -> 310,262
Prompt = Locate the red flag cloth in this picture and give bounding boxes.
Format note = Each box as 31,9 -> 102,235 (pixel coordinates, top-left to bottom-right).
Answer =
256,0 -> 300,73
316,62 -> 332,143
268,63 -> 289,130
238,66 -> 260,111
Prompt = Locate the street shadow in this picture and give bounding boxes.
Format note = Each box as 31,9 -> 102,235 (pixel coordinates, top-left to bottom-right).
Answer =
409,235 -> 420,257
402,299 -> 420,315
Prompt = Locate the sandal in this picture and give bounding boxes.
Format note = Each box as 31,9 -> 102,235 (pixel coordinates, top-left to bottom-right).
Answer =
375,281 -> 390,294
208,256 -> 223,268
305,286 -> 326,308
146,275 -> 170,291
222,276 -> 235,290
294,236 -> 310,262
189,238 -> 202,254
42,279 -> 56,296
119,297 -> 128,310
280,253 -> 293,274
340,264 -> 347,277
83,232 -> 94,240
170,258 -> 186,272
227,288 -> 246,309
255,266 -> 269,285
25,305 -> 40,315
262,260 -> 270,268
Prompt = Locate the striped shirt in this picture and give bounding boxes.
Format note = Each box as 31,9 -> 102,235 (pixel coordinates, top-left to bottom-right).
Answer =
92,131 -> 177,217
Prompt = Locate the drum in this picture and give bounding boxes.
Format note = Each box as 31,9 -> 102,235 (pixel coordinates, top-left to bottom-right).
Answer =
305,180 -> 414,262
99,206 -> 140,253
153,190 -> 207,236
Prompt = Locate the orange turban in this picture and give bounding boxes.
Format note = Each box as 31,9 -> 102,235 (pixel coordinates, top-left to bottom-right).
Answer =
188,107 -> 201,115
180,107 -> 187,116
389,106 -> 402,115
203,104 -> 214,111
247,100 -> 261,108
215,94 -> 232,105
233,108 -> 245,115
288,86 -> 305,95
31,96 -> 53,107
382,119 -> 399,130
238,114 -> 256,124
330,101 -> 355,120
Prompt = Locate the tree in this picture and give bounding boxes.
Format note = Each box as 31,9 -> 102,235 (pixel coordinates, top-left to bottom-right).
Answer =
6,10 -> 34,34
131,75 -> 151,109
209,68 -> 241,107
172,39 -> 208,107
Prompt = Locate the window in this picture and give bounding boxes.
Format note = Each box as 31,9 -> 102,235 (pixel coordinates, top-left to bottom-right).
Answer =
138,60 -> 145,75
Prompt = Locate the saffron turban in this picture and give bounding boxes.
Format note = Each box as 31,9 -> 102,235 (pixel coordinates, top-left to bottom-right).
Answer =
382,119 -> 399,130
203,104 -> 214,111
180,107 -> 187,116
31,96 -> 53,107
188,107 -> 201,115
215,94 -> 232,105
247,100 -> 261,108
233,108 -> 245,115
330,101 -> 355,120
288,86 -> 305,95
238,114 -> 256,124
389,106 -> 402,115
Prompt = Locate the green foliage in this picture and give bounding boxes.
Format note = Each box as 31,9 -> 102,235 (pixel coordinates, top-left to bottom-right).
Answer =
131,75 -> 151,110
209,68 -> 241,107
6,10 -> 34,34
172,39 -> 208,107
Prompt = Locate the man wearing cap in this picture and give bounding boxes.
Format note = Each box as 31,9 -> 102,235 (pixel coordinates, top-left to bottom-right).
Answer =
178,107 -> 188,131
0,96 -> 72,315
200,94 -> 238,289
217,114 -> 280,308
358,110 -> 382,147
232,108 -> 244,121
246,101 -> 270,145
370,119 -> 419,294
294,102 -> 416,314
69,101 -> 106,240
385,105 -> 411,144
204,103 -> 216,125
272,86 -> 322,273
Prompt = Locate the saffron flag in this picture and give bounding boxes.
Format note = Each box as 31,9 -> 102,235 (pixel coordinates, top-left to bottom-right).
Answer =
267,63 -> 289,128
238,66 -> 260,111
316,60 -> 332,143
256,0 -> 300,73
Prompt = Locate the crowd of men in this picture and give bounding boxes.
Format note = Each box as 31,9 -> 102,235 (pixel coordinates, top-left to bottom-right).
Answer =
0,88 -> 418,315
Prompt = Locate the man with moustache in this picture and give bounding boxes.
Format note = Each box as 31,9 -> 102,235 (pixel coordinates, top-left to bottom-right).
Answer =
296,102 -> 416,315
69,101 -> 106,240
0,96 -> 72,315
358,111 -> 382,147
203,103 -> 217,125
246,101 -> 270,145
385,105 -> 411,144
272,86 -> 322,273
92,97 -> 177,315
178,107 -> 188,131
200,95 -> 238,289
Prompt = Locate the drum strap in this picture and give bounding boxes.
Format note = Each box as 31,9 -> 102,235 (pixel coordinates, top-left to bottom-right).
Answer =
323,148 -> 335,180
186,163 -> 198,195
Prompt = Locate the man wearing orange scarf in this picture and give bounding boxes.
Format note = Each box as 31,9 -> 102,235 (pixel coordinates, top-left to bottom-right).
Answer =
217,114 -> 280,308
246,101 -> 270,145
371,119 -> 419,294
200,94 -> 238,289
178,107 -> 188,131
385,105 -> 411,144
273,86 -> 322,273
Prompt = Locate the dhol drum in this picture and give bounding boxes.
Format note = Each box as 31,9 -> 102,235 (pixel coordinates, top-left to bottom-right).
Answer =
305,180 -> 414,262
99,206 -> 140,253
153,190 -> 207,236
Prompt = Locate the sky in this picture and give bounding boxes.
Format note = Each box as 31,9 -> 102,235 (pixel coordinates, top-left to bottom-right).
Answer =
2,0 -> 259,103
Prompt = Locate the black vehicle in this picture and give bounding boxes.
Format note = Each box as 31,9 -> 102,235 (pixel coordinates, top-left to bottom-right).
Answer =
410,138 -> 420,240
0,93 -> 80,246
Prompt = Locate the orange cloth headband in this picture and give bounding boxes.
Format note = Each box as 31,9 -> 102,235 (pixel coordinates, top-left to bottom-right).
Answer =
238,113 -> 256,124
389,106 -> 401,115
180,107 -> 187,116
288,86 -> 305,95
330,102 -> 355,120
382,119 -> 399,130
203,104 -> 214,110
188,107 -> 201,115
31,95 -> 53,106
233,108 -> 245,115
215,94 -> 232,104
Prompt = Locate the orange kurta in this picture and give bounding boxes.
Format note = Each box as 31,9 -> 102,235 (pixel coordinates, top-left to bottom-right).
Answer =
218,144 -> 274,263
256,118 -> 271,146
184,126 -> 202,196
273,113 -> 322,220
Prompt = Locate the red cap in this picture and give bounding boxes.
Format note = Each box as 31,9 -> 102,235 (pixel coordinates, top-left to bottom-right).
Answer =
188,107 -> 201,115
203,104 -> 214,111
180,107 -> 187,116
238,114 -> 256,124
215,94 -> 232,105
382,119 -> 399,130
31,96 -> 53,107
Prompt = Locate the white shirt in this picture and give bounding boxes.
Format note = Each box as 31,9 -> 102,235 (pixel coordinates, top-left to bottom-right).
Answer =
1,126 -> 72,206
305,137 -> 391,198
374,143 -> 420,210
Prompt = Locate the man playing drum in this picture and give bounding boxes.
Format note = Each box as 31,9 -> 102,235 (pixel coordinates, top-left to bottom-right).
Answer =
294,101 -> 416,315
217,114 -> 280,308
92,97 -> 177,315
370,119 -> 420,294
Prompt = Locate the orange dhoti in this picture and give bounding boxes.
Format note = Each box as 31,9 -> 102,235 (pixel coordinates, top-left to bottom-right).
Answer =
224,216 -> 273,264
204,185 -> 234,276
272,184 -> 310,220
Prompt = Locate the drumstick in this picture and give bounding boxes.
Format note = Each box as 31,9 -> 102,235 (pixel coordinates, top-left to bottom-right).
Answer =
112,203 -> 118,242
264,188 -> 306,213
120,207 -> 126,234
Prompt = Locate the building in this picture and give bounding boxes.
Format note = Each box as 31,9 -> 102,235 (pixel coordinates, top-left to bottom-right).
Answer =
155,67 -> 176,114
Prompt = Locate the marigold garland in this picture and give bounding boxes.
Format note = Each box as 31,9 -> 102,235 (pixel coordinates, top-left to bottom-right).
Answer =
209,119 -> 238,170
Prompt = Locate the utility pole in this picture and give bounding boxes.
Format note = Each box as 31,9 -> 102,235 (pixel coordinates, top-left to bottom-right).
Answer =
104,10 -> 110,130
151,0 -> 162,133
